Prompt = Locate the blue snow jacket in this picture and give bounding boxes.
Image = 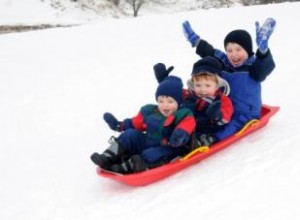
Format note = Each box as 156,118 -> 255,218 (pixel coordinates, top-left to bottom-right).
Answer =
195,39 -> 276,140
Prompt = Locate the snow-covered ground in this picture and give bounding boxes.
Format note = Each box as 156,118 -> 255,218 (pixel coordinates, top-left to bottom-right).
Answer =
0,0 -> 106,25
1,2 -> 300,220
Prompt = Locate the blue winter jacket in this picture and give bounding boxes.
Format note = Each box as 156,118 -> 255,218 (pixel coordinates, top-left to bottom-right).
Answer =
196,39 -> 276,140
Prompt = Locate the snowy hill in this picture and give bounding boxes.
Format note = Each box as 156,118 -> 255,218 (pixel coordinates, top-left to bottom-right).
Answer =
1,2 -> 300,220
0,0 -> 244,24
0,0 -> 105,24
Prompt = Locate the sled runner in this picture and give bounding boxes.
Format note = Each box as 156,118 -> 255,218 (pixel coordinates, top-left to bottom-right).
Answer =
96,104 -> 279,186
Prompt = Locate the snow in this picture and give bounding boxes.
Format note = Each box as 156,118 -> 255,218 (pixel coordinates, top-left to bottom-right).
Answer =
1,2 -> 300,220
0,0 -> 108,25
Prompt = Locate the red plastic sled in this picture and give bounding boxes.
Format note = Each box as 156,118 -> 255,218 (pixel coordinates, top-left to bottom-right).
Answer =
97,104 -> 279,186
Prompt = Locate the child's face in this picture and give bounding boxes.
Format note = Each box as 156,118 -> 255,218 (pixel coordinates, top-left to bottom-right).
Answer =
225,43 -> 248,67
157,96 -> 178,117
193,78 -> 219,98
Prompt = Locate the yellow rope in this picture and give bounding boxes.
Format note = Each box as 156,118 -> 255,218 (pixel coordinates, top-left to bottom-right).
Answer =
180,119 -> 260,161
234,119 -> 259,136
180,146 -> 209,161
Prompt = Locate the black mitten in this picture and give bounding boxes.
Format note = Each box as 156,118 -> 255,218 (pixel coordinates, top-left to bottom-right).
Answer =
153,63 -> 174,83
205,100 -> 222,121
103,112 -> 122,131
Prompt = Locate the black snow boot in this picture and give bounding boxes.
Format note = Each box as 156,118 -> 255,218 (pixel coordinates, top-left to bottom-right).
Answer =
90,136 -> 127,170
110,155 -> 148,174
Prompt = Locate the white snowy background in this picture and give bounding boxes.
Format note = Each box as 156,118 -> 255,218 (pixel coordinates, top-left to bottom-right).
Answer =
1,1 -> 300,220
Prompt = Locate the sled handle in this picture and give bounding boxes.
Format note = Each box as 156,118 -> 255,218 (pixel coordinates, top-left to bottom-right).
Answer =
234,119 -> 259,136
180,119 -> 260,161
180,146 -> 209,161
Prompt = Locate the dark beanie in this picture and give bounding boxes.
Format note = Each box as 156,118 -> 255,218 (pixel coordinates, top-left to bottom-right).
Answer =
155,76 -> 183,106
224,29 -> 253,57
191,56 -> 222,75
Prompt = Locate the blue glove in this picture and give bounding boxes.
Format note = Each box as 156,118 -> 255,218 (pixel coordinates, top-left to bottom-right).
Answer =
182,20 -> 200,47
255,18 -> 276,54
153,63 -> 174,83
103,112 -> 122,131
197,134 -> 217,147
170,129 -> 190,147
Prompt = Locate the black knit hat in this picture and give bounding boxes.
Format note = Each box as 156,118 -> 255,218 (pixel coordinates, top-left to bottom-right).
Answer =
224,29 -> 254,57
155,76 -> 183,105
191,56 -> 222,75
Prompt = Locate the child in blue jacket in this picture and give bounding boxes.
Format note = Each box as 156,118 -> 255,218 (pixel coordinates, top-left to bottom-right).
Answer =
91,76 -> 196,174
181,18 -> 276,145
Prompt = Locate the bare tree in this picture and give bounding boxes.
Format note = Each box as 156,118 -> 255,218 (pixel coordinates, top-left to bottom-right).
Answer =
125,0 -> 146,17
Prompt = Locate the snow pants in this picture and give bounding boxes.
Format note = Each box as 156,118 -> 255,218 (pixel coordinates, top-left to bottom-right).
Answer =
118,129 -> 187,165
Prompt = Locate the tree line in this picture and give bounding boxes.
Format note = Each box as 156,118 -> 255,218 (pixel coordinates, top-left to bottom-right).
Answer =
70,0 -> 300,17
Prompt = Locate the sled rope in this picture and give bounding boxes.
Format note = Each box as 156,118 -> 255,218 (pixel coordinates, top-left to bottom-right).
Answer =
181,119 -> 260,161
234,119 -> 259,136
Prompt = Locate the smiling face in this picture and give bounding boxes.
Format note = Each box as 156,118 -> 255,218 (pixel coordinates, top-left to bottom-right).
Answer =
157,95 -> 178,117
225,42 -> 249,67
192,73 -> 219,98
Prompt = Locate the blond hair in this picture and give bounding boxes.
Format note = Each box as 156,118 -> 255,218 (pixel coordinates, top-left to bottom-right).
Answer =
192,73 -> 219,84
187,73 -> 231,96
